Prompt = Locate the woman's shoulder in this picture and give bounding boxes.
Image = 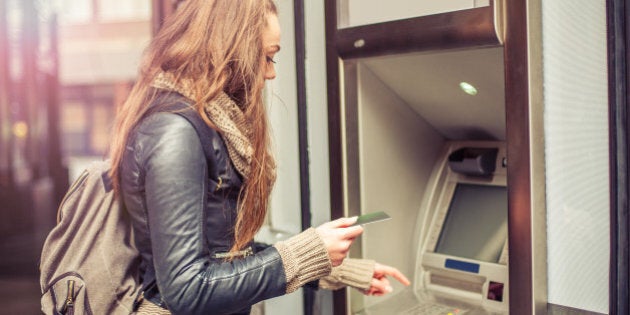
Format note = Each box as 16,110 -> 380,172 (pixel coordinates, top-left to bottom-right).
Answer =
130,112 -> 207,161
135,110 -> 197,139
128,91 -> 225,163
135,91 -> 212,140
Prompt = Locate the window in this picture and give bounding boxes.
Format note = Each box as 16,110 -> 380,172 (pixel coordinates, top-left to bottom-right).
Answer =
57,0 -> 93,24
97,0 -> 151,22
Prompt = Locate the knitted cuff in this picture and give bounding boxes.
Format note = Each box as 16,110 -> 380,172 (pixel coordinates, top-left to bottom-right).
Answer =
274,228 -> 332,293
319,258 -> 375,291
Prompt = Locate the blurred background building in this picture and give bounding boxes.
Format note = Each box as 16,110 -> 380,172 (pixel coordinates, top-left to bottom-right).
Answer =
1,1 -> 311,313
56,0 -> 150,180
0,0 -> 156,312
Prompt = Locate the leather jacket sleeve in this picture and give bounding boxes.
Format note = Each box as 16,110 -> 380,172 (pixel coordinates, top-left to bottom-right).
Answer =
121,113 -> 287,314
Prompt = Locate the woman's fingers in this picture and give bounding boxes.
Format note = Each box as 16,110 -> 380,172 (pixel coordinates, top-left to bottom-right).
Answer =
341,225 -> 364,239
364,277 -> 392,296
324,217 -> 364,240
327,216 -> 358,228
360,263 -> 412,296
374,263 -> 411,286
315,217 -> 364,266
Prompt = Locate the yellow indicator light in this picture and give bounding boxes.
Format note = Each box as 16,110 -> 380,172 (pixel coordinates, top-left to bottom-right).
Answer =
459,82 -> 478,95
13,121 -> 28,138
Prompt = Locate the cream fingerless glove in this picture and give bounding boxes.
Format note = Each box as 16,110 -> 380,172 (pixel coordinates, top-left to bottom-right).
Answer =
274,228 -> 332,293
319,258 -> 375,291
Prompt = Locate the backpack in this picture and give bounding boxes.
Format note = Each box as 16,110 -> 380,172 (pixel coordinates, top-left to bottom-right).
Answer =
39,96 -> 216,315
39,160 -> 140,315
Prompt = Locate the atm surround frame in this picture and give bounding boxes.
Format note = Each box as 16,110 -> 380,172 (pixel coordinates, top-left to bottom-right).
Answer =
323,1 -> 545,314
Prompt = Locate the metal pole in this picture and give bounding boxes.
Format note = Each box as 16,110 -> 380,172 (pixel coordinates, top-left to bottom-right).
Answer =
0,0 -> 13,187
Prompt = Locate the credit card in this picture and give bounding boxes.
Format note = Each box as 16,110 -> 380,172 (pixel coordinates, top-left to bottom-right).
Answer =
351,211 -> 391,226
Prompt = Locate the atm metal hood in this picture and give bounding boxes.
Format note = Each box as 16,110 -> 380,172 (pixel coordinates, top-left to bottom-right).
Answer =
360,46 -> 506,141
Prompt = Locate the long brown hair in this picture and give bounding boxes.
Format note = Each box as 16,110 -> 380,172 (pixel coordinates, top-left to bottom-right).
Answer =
109,0 -> 278,256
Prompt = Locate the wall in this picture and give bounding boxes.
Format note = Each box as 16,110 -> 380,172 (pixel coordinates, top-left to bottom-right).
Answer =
266,0 -> 302,237
261,0 -> 305,314
543,0 -> 610,313
304,0 -> 336,313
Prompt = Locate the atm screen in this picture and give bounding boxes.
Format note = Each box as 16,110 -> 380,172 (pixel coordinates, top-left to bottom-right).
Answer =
435,183 -> 508,263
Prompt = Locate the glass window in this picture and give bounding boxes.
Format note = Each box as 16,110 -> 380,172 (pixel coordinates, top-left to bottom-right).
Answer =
97,0 -> 151,22
57,0 -> 93,24
90,102 -> 114,154
7,0 -> 23,79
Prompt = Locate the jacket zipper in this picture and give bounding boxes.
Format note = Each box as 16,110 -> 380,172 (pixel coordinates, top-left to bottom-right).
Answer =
213,246 -> 254,259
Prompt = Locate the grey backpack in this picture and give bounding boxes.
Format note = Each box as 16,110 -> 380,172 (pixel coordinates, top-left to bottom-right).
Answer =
39,160 -> 141,315
39,97 -> 216,315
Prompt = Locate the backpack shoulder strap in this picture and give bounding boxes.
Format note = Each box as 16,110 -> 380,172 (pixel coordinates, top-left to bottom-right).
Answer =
171,104 -> 216,160
151,92 -> 218,173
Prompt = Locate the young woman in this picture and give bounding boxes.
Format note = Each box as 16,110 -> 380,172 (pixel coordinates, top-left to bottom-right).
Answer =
109,0 -> 409,314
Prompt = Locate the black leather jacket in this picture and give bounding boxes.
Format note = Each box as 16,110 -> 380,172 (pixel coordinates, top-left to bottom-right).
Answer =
120,93 -> 287,314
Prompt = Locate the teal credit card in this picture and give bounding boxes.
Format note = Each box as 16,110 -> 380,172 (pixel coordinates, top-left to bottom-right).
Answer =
352,211 -> 391,226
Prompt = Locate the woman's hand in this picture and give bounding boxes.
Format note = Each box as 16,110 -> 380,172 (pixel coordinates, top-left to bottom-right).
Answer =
361,263 -> 411,296
315,217 -> 363,267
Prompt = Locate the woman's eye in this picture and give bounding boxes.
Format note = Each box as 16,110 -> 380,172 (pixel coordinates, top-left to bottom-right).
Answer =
266,56 -> 276,64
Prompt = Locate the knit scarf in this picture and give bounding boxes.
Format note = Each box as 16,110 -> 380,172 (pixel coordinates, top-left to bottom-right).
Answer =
151,72 -> 254,178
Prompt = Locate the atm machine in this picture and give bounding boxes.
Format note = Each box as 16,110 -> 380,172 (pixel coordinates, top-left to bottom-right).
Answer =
334,45 -> 507,314
357,142 -> 508,315
414,143 -> 508,313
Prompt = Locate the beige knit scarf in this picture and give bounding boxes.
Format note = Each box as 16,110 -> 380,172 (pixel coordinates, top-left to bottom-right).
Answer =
151,72 -> 253,178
